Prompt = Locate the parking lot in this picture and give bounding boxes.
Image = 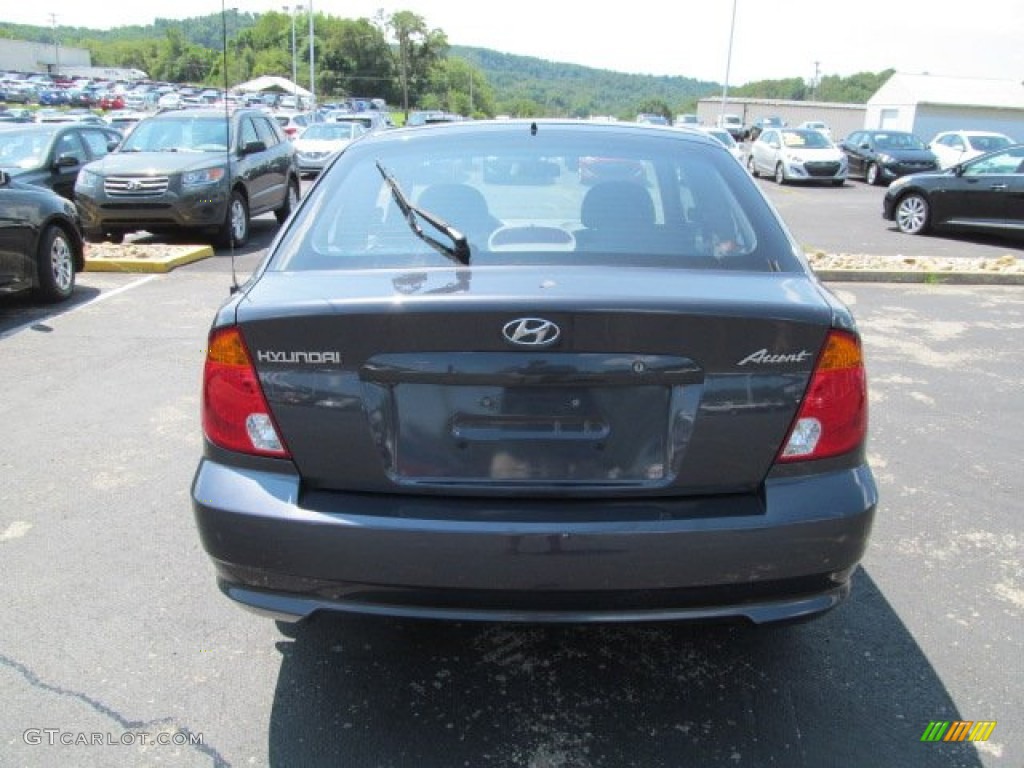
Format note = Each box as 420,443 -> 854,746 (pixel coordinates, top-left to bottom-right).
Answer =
1,187 -> 1021,767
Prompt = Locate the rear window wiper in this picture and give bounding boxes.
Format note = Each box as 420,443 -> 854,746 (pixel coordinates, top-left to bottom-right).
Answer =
375,160 -> 470,265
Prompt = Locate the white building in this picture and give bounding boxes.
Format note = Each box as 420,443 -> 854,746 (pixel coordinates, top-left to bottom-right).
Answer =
865,72 -> 1024,142
0,39 -> 90,75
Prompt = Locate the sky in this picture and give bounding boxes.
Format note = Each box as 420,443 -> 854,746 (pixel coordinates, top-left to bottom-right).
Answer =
6,0 -> 1024,86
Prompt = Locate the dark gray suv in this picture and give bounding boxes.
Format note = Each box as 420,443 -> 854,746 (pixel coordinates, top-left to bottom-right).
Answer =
75,108 -> 300,247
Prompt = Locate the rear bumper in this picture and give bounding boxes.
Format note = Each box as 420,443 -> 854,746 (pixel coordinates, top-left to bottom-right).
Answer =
192,459 -> 877,624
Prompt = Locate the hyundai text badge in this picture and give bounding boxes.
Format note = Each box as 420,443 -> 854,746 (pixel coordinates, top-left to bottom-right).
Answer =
502,318 -> 560,347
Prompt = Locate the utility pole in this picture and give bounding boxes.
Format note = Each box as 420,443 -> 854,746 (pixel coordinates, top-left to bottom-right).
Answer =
812,61 -> 821,100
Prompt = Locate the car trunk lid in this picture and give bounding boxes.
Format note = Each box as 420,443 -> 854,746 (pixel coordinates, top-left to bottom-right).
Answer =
234,266 -> 832,496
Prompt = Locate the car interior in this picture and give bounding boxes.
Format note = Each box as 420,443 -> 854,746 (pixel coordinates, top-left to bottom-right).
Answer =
286,144 -> 773,273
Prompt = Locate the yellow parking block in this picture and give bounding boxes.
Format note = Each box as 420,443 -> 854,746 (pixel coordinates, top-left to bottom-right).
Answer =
84,243 -> 215,273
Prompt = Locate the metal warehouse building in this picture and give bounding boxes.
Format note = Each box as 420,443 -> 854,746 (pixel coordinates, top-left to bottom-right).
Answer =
696,97 -> 867,141
697,73 -> 1024,144
0,39 -> 90,75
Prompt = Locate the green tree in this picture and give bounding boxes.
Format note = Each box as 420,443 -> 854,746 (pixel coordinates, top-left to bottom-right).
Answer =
149,27 -> 216,83
733,77 -> 807,100
318,17 -> 394,101
425,56 -> 493,117
498,98 -> 544,118
378,11 -> 449,118
635,99 -> 672,122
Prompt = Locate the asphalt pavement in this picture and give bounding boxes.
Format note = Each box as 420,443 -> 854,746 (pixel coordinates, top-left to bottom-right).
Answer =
0,210 -> 1021,768
755,171 -> 1023,264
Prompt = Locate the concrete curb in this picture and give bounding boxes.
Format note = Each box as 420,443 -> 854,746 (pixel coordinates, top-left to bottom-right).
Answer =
814,269 -> 1024,285
79,241 -> 1022,285
84,244 -> 215,273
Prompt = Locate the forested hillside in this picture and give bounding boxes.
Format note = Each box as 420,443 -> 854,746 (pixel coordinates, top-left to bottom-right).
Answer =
0,12 -> 891,118
451,46 -> 719,119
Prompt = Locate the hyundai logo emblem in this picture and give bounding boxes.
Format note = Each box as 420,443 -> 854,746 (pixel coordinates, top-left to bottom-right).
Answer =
502,318 -> 560,347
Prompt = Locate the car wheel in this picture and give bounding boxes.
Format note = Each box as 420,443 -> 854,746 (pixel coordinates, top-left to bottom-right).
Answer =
747,154 -> 759,178
217,190 -> 250,248
774,163 -> 787,185
275,177 -> 301,225
895,193 -> 930,235
866,163 -> 880,186
35,224 -> 76,303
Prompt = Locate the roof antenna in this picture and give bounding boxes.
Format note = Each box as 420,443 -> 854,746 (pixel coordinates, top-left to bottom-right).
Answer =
222,0 -> 239,294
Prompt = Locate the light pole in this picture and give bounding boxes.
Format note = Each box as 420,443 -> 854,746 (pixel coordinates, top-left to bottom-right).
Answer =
719,0 -> 738,126
283,5 -> 302,103
307,1 -> 315,114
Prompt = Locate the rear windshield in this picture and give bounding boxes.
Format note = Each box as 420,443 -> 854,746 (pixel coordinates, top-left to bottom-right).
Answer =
271,124 -> 801,273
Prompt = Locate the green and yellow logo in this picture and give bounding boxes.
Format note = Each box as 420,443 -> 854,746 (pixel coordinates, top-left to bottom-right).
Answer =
921,721 -> 997,742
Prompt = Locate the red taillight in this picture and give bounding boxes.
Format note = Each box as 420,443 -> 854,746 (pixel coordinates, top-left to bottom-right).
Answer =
777,330 -> 867,462
202,327 -> 290,458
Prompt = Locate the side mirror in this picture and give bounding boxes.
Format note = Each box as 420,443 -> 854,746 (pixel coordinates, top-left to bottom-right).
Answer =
0,169 -> 10,186
55,153 -> 80,169
240,140 -> 267,155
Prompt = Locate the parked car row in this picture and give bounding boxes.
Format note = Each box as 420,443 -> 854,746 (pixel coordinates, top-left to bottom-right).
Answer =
4,108 -> 1019,312
696,118 -> 1024,242
0,106 -> 307,303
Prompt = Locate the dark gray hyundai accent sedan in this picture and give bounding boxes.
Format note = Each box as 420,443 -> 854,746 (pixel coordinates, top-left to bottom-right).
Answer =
192,119 -> 877,627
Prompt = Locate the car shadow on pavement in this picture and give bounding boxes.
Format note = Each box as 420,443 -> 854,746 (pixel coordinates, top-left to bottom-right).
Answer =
881,226 -> 1024,250
267,569 -> 985,767
0,284 -> 101,337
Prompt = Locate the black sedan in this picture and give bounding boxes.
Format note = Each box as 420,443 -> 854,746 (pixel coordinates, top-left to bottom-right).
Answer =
841,130 -> 938,185
192,120 -> 877,629
883,143 -> 1024,236
0,170 -> 84,302
0,122 -> 122,201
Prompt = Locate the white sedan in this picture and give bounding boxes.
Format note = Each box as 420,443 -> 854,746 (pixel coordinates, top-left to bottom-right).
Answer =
747,128 -> 847,186
292,120 -> 367,176
928,130 -> 1015,169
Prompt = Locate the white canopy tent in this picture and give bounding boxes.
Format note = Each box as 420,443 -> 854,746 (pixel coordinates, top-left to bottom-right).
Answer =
232,76 -> 311,99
